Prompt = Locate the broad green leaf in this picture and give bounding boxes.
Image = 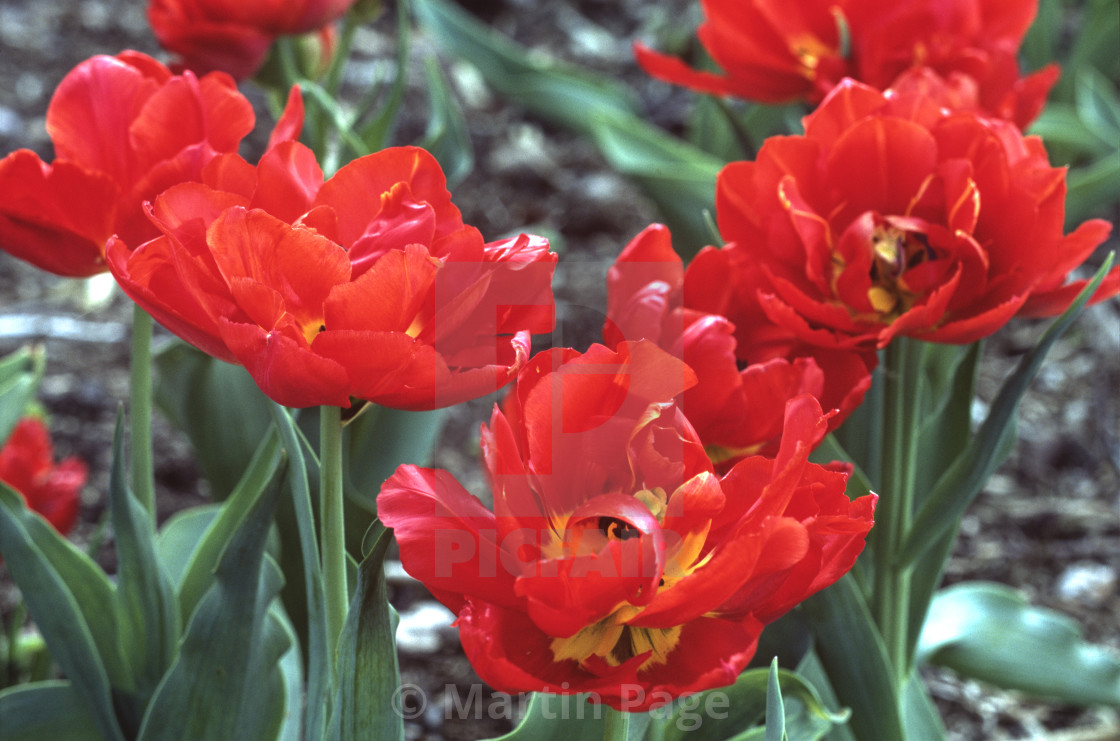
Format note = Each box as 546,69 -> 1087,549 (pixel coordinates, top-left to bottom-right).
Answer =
328,521 -> 403,741
106,413 -> 180,734
900,674 -> 947,741
899,255 -> 1115,566
342,404 -> 446,513
1066,153 -> 1120,226
156,505 -> 221,587
137,482 -> 285,741
416,55 -> 474,187
0,345 -> 45,444
1074,68 -> 1120,143
273,603 -> 306,741
799,576 -> 905,741
153,341 -> 273,500
918,582 -> 1120,706
0,484 -> 126,741
172,428 -> 283,624
764,659 -> 785,741
270,403 -> 332,741
483,692 -> 614,741
0,681 -> 105,741
793,650 -> 856,741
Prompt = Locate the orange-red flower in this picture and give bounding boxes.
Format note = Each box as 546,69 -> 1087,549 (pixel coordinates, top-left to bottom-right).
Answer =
688,79 -> 1117,352
148,0 -> 358,78
378,341 -> 875,709
605,224 -> 871,468
634,0 -> 1057,128
107,140 -> 556,410
0,417 -> 86,535
0,52 -> 255,277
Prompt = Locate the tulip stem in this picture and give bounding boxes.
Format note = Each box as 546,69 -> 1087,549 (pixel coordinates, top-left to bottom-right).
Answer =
320,404 -> 349,654
128,304 -> 155,520
872,337 -> 922,683
602,706 -> 630,741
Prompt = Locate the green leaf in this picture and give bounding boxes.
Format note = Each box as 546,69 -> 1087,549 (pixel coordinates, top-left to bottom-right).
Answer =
764,659 -> 785,741
483,693 -> 612,741
136,482 -> 285,741
799,576 -> 905,741
917,581 -> 1120,706
899,254 -> 1115,566
106,412 -> 180,733
328,521 -> 403,741
156,505 -> 221,588
342,404 -> 446,513
899,673 -> 947,741
416,55 -> 474,187
0,484 -> 126,741
0,681 -> 105,741
153,341 -> 273,499
0,345 -> 45,444
172,428 -> 283,624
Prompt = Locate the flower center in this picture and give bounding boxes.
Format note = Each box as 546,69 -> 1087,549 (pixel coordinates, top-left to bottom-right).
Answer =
867,224 -> 932,320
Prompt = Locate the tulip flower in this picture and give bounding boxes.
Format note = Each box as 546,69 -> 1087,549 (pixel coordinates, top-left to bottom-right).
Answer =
634,0 -> 1058,128
604,224 -> 872,467
0,52 -> 256,277
378,341 -> 876,709
685,79 -> 1117,353
107,142 -> 557,410
148,0 -> 359,79
0,417 -> 86,535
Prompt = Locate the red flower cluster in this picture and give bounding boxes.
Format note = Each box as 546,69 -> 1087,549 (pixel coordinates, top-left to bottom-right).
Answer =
107,118 -> 557,409
685,79 -> 1117,352
635,0 -> 1057,128
378,342 -> 875,709
0,417 -> 86,535
605,224 -> 871,468
0,52 -> 255,277
148,0 -> 358,78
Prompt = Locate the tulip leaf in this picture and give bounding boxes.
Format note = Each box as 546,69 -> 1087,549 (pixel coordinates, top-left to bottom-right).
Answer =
153,341 -> 273,500
416,55 -> 474,188
763,659 -> 785,741
0,483 -> 126,741
799,575 -> 905,741
899,254 -> 1114,566
327,521 -> 402,741
917,581 -> 1120,706
105,412 -> 180,733
0,681 -> 105,741
170,428 -> 282,624
0,345 -> 45,444
482,692 -> 644,741
136,483 -> 285,741
342,403 -> 446,513
411,0 -> 721,256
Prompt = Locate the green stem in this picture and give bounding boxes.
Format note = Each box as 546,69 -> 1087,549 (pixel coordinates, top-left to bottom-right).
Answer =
872,337 -> 922,683
320,404 -> 348,654
603,706 -> 630,741
129,305 -> 155,519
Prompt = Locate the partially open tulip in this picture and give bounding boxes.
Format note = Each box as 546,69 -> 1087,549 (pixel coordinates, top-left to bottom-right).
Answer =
148,0 -> 359,78
685,79 -> 1117,353
107,140 -> 557,410
378,341 -> 876,709
635,0 -> 1058,128
604,224 -> 872,467
0,417 -> 86,535
0,52 -> 256,277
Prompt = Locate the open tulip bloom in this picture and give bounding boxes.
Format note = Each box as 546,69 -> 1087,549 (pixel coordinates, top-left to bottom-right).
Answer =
379,341 -> 876,709
0,0 -> 1117,738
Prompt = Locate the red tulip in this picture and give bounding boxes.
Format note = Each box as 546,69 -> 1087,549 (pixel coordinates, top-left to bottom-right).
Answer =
605,224 -> 872,467
0,52 -> 256,277
107,142 -> 556,410
688,79 -> 1117,352
635,0 -> 1057,128
0,417 -> 86,535
148,0 -> 359,78
378,341 -> 875,709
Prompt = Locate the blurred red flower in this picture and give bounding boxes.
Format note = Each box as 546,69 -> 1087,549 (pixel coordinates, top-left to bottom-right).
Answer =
0,52 -> 255,277
604,224 -> 871,468
148,0 -> 358,79
107,139 -> 556,410
687,79 -> 1117,352
634,0 -> 1057,128
378,341 -> 875,709
0,417 -> 86,535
